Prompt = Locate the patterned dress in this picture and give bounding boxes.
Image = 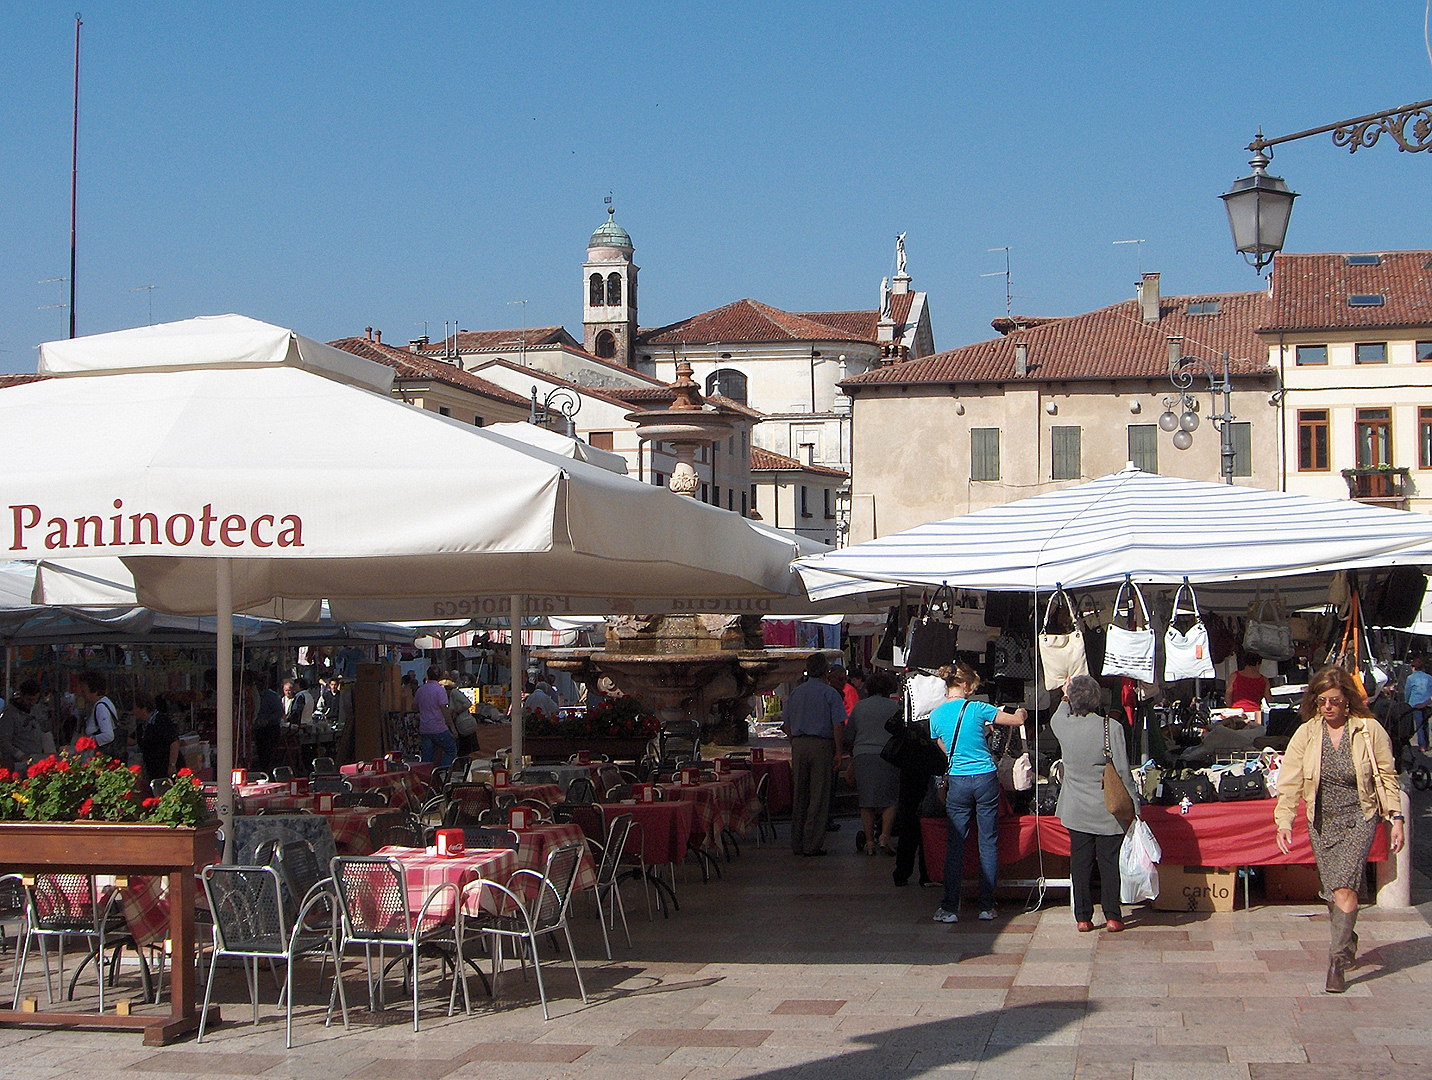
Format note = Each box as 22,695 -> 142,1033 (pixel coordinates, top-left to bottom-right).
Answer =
1309,724 -> 1378,899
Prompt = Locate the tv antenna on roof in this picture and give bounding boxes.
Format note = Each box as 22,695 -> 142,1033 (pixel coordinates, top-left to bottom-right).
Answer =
130,284 -> 155,325
1114,238 -> 1146,277
981,247 -> 1014,318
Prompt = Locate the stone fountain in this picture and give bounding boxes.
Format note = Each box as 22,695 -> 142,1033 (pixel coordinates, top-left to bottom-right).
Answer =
535,363 -> 828,744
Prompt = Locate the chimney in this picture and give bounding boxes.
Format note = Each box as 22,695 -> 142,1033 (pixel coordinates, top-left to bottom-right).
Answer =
365,326 -> 373,341
374,329 -> 382,345
1014,341 -> 1028,378
1136,272 -> 1160,324
408,335 -> 429,353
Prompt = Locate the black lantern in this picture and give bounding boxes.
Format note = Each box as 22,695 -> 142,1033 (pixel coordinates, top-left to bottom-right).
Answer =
1221,148 -> 1297,274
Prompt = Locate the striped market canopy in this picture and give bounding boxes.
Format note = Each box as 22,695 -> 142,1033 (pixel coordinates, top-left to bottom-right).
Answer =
795,467 -> 1432,607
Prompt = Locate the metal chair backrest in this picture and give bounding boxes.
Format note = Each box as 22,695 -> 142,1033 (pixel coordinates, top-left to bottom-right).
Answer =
272,765 -> 295,782
273,839 -> 325,913
356,790 -> 389,808
30,874 -> 97,930
596,764 -> 622,795
202,865 -> 288,956
368,811 -> 420,849
448,783 -> 493,815
0,874 -> 26,923
462,827 -> 519,850
595,814 -> 633,888
569,805 -> 603,841
755,770 -> 770,807
604,783 -> 632,802
313,757 -> 339,776
331,856 -> 411,942
565,777 -> 597,805
530,842 -> 584,932
310,775 -> 346,793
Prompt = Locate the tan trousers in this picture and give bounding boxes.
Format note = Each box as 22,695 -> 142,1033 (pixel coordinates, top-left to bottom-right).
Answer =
790,736 -> 835,856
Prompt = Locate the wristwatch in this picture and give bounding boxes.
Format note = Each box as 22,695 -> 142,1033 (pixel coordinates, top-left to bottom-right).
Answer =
1390,813 -> 1405,823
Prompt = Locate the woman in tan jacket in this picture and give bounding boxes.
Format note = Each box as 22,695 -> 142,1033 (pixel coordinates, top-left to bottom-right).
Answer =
1274,667 -> 1405,993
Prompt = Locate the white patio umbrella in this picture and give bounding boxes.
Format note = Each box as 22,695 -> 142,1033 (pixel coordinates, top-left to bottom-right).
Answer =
796,467 -> 1432,606
485,422 -> 629,474
2,316 -> 822,835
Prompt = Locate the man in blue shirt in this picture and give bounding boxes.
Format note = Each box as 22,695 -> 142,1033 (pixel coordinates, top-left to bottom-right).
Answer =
781,653 -> 846,857
1405,656 -> 1432,751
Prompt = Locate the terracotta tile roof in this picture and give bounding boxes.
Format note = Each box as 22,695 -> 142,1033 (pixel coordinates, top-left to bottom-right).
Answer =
796,310 -> 880,340
422,327 -> 577,354
842,290 -> 1273,388
0,373 -> 50,389
607,384 -> 765,420
328,337 -> 530,406
1261,251 -> 1432,333
637,299 -> 873,346
991,315 -> 1059,335
472,358 -> 649,412
750,445 -> 848,478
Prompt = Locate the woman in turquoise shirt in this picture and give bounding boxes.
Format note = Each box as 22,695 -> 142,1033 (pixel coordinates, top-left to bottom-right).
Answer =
927,663 -> 1027,923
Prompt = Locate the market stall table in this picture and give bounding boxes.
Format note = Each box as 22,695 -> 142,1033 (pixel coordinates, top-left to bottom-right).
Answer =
920,800 -> 1389,883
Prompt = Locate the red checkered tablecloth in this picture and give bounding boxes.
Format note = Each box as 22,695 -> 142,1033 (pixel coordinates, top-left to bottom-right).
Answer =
596,800 -> 696,867
373,845 -> 517,919
115,875 -> 170,948
497,782 -> 564,806
513,823 -> 597,892
658,774 -> 761,848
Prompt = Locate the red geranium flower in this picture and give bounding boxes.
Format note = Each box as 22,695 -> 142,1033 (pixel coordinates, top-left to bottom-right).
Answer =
78,798 -> 93,817
55,761 -> 69,774
176,767 -> 193,778
0,768 -> 11,783
129,764 -> 142,774
75,736 -> 97,752
141,797 -> 160,809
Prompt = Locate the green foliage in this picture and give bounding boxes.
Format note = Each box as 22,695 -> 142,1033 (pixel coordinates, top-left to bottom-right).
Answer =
0,739 -> 210,828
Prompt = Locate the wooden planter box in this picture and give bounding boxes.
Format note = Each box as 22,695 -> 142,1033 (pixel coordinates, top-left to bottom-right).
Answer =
0,821 -> 220,1045
522,735 -> 649,762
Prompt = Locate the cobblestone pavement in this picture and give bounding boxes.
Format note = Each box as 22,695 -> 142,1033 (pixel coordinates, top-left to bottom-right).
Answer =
2,829 -> 1430,1080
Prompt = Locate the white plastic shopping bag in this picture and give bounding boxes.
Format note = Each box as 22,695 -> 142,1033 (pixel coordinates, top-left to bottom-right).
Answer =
1119,818 -> 1162,905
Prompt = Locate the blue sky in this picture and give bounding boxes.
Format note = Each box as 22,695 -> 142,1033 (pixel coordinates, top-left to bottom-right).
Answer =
2,2 -> 1430,372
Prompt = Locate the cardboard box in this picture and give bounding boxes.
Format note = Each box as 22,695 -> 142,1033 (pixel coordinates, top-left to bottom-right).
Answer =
1154,865 -> 1242,912
1264,864 -> 1323,902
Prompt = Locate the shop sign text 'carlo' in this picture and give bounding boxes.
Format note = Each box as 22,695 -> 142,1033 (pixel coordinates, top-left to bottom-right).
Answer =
9,502 -> 304,552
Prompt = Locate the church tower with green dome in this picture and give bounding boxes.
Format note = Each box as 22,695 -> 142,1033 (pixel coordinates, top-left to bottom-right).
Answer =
582,204 -> 639,367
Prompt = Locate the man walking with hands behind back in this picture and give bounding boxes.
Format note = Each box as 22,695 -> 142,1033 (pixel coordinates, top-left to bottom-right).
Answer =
782,653 -> 845,857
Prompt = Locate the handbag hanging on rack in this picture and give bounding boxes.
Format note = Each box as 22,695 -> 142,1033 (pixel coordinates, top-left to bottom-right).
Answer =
1330,591 -> 1370,698
1101,577 -> 1157,683
1163,578 -> 1215,681
904,584 -> 960,673
1038,588 -> 1089,684
1243,594 -> 1294,661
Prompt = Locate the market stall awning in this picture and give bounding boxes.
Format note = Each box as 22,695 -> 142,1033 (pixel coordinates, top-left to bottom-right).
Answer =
485,422 -> 629,475
796,467 -> 1432,606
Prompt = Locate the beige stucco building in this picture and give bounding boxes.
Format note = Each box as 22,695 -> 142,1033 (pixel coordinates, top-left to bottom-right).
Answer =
1262,251 -> 1432,511
841,274 -> 1279,541
750,446 -> 848,547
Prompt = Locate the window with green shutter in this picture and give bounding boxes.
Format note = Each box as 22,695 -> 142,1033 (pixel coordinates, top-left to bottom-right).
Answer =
1050,425 -> 1081,480
1229,422 -> 1252,477
1127,424 -> 1158,474
971,428 -> 1000,481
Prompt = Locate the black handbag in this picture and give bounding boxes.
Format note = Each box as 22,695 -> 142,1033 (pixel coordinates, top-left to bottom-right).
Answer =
1156,773 -> 1218,805
904,585 -> 959,672
1216,770 -> 1268,802
1033,777 -> 1060,816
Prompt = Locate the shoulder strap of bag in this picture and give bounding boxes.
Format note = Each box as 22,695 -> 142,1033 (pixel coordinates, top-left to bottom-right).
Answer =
930,583 -> 956,621
945,700 -> 972,770
1111,578 -> 1134,629
1121,578 -> 1151,630
1103,716 -> 1114,764
1042,590 -> 1063,633
1172,578 -> 1201,622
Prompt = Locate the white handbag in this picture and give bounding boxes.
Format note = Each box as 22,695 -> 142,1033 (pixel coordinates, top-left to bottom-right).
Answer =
1038,589 -> 1089,684
1101,578 -> 1157,683
997,725 -> 1035,793
1243,596 -> 1294,661
1164,580 -> 1215,681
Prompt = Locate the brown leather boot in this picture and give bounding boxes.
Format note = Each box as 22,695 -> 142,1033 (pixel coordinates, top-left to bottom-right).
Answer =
1326,907 -> 1352,993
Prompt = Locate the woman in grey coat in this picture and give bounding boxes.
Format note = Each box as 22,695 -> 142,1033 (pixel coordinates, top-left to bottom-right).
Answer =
1050,675 -> 1138,932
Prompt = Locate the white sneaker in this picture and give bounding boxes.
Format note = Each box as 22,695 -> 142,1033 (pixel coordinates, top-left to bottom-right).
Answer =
932,908 -> 959,923
978,908 -> 997,921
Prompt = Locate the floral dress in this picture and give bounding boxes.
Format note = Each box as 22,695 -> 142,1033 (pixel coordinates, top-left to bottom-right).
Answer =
1309,725 -> 1378,899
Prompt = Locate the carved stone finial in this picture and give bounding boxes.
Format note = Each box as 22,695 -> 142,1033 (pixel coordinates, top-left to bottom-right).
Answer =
670,360 -> 702,412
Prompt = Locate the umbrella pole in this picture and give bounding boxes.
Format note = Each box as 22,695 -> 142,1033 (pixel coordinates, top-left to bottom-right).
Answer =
216,558 -> 235,862
510,595 -> 523,770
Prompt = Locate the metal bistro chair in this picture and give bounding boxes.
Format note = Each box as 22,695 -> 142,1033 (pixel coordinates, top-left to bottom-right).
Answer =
330,856 -> 467,1031
312,757 -> 340,777
754,770 -> 776,844
586,813 -> 635,959
198,864 -> 348,1049
13,874 -> 118,1012
460,841 -> 588,1021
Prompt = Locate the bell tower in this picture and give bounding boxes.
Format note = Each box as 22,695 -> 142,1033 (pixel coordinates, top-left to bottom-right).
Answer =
582,203 -> 638,367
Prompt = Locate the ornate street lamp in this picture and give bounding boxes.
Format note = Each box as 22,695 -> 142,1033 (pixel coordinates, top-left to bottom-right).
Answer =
530,385 -> 580,438
1160,337 -> 1238,483
1223,97 -> 1432,272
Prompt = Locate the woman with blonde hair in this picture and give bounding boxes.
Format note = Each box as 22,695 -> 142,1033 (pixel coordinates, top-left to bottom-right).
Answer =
928,663 -> 1027,923
1274,666 -> 1404,993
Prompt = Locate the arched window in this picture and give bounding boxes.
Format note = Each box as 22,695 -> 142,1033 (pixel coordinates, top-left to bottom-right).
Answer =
595,330 -> 616,359
606,273 -> 622,308
705,368 -> 748,404
589,273 -> 604,307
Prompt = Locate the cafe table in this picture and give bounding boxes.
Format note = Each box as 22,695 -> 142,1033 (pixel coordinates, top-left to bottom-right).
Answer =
511,822 -> 597,893
658,773 -> 762,850
372,845 -> 518,919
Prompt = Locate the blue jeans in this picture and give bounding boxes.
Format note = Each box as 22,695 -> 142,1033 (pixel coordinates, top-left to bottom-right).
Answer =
421,729 -> 458,767
943,770 -> 1001,912
1416,710 -> 1428,750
